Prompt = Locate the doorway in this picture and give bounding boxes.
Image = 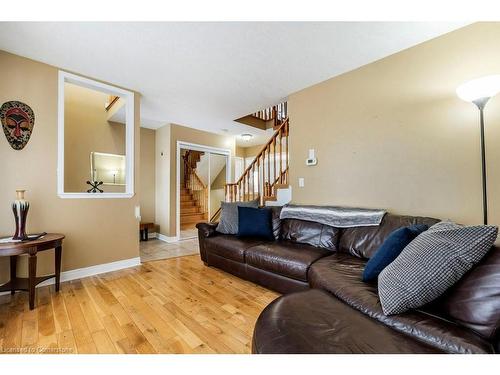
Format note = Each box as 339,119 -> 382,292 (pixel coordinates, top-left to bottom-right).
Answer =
176,142 -> 231,240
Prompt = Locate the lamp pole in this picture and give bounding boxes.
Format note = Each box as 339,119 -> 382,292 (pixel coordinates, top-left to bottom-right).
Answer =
457,75 -> 500,225
473,97 -> 490,225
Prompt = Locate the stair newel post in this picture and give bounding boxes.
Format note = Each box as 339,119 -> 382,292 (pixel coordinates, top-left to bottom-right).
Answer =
251,164 -> 255,201
273,137 -> 277,197
246,171 -> 250,201
279,127 -> 283,184
257,157 -> 261,204
243,172 -> 246,201
267,144 -> 271,197
285,119 -> 289,185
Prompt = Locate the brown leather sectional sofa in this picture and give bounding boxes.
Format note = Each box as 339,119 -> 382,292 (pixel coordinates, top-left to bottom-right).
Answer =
196,210 -> 500,354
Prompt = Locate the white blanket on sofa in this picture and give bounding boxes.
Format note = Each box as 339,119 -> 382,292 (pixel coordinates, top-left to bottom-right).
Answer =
279,204 -> 386,228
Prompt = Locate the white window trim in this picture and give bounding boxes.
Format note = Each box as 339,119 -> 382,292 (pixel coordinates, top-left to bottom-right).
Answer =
57,71 -> 135,199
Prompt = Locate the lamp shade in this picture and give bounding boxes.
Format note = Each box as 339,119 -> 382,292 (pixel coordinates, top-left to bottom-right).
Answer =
456,75 -> 500,102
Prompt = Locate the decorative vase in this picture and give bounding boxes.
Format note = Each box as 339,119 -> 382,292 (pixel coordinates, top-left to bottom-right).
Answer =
12,189 -> 29,241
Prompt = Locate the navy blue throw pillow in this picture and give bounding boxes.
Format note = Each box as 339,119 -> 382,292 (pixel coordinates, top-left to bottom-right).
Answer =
362,224 -> 428,282
237,206 -> 275,241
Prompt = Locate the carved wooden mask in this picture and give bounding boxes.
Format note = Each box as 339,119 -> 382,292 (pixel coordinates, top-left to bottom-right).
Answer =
0,101 -> 35,150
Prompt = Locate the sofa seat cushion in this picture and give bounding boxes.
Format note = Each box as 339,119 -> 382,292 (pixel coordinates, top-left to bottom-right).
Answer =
204,234 -> 266,262
309,255 -> 494,353
252,289 -> 441,354
245,241 -> 331,282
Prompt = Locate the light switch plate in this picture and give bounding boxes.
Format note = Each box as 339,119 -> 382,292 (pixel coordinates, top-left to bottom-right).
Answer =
298,178 -> 305,187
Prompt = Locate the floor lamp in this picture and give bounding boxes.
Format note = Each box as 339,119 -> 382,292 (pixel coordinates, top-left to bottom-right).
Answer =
457,75 -> 500,225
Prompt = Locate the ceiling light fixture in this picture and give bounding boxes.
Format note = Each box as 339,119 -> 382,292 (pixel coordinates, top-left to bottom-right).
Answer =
240,133 -> 253,142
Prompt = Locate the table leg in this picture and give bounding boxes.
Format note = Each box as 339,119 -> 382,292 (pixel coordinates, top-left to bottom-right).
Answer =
145,227 -> 149,241
28,253 -> 37,310
55,245 -> 62,292
9,256 -> 17,295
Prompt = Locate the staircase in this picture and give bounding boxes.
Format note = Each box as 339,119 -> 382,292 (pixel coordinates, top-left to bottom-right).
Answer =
180,151 -> 208,229
180,187 -> 207,229
224,115 -> 290,209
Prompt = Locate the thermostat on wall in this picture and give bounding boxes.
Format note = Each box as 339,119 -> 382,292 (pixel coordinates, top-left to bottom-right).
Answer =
306,149 -> 317,166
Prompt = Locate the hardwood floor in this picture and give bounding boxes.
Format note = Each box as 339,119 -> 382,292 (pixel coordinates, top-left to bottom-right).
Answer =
0,255 -> 279,354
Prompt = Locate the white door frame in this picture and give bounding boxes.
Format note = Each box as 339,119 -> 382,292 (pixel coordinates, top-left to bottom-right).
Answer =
176,141 -> 231,240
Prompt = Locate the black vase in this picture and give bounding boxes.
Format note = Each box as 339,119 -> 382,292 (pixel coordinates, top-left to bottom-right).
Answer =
12,190 -> 29,241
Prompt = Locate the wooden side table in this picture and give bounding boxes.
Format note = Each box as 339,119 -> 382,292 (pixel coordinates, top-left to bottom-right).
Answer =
140,222 -> 154,241
0,233 -> 65,310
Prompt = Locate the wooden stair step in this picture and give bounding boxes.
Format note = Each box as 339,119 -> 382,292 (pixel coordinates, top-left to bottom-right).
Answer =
180,212 -> 206,218
180,206 -> 201,214
180,214 -> 208,224
181,201 -> 197,208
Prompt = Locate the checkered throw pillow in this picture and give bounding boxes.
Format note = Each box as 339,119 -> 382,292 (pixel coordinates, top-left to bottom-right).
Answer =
378,221 -> 498,315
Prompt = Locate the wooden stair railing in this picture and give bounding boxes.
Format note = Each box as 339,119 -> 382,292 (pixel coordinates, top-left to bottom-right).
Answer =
252,102 -> 288,130
225,117 -> 289,205
182,153 -> 208,215
105,95 -> 120,111
210,207 -> 222,223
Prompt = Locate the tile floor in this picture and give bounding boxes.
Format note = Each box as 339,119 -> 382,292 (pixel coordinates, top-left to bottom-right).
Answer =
179,227 -> 198,239
140,238 -> 200,262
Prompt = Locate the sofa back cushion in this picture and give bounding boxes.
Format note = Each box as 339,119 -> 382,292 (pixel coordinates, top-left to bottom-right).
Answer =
430,245 -> 500,341
339,214 -> 439,258
216,199 -> 259,235
281,218 -> 340,251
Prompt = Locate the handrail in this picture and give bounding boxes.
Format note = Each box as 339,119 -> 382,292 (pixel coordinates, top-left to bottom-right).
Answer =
210,207 -> 222,223
105,95 -> 120,111
182,152 -> 208,215
183,154 -> 206,189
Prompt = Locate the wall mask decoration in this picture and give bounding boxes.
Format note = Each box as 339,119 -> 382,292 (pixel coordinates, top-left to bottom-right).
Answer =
0,101 -> 35,150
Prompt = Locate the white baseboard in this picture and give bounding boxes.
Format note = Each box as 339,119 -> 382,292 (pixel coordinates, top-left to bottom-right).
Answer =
0,256 -> 141,296
148,232 -> 157,239
157,233 -> 180,243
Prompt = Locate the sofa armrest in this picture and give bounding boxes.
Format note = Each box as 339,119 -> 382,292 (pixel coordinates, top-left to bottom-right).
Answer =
196,222 -> 219,238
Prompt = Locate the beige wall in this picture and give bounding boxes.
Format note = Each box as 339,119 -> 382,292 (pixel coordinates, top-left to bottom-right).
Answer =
289,23 -> 500,226
154,123 -> 235,237
155,124 -> 171,236
0,50 -> 141,283
140,128 -> 156,224
64,82 -> 126,193
237,144 -> 265,159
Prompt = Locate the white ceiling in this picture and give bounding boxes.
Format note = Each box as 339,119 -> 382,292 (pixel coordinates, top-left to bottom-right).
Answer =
0,22 -> 467,146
